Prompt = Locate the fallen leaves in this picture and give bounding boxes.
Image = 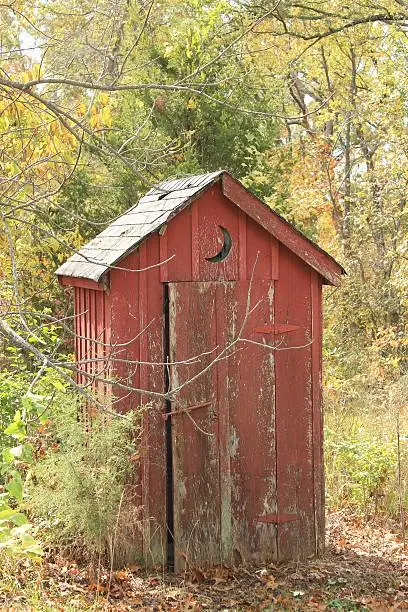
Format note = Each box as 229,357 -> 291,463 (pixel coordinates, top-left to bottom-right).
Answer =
0,510 -> 407,610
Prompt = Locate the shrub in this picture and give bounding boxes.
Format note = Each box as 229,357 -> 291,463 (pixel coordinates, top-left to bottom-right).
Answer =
325,425 -> 399,513
29,395 -> 142,566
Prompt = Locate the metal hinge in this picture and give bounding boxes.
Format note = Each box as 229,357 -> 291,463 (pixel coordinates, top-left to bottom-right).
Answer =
254,324 -> 300,335
163,401 -> 215,420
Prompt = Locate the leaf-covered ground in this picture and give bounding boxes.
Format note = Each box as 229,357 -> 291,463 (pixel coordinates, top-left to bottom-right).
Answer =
1,511 -> 407,610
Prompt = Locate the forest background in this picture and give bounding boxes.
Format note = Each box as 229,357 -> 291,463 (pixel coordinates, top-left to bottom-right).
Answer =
0,0 -> 407,599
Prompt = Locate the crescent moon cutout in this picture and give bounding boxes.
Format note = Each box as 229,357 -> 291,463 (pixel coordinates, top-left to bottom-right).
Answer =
205,226 -> 232,263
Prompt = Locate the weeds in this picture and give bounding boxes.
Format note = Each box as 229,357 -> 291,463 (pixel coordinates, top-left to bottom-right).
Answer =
29,396 -> 142,567
324,385 -> 408,519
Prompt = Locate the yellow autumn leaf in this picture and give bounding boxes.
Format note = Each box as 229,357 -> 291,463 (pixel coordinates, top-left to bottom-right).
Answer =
100,105 -> 112,127
99,92 -> 110,107
90,110 -> 101,129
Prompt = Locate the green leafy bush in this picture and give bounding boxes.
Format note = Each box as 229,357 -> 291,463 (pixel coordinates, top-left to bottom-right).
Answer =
0,494 -> 42,558
1,350 -> 142,567
29,397 -> 142,565
0,371 -> 29,453
325,427 -> 397,512
0,371 -> 46,560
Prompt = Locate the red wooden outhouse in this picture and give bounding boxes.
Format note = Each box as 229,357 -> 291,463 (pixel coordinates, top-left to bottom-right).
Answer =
56,171 -> 344,570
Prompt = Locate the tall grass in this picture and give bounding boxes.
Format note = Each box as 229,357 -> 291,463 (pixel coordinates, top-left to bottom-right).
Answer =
324,382 -> 408,519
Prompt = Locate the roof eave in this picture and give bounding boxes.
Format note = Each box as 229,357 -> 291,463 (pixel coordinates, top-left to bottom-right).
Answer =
220,172 -> 345,287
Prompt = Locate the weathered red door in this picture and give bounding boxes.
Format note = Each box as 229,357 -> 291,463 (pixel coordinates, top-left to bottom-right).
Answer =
169,281 -> 277,571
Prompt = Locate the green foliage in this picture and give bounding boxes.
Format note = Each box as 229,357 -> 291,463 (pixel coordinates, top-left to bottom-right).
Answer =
0,375 -> 27,451
327,599 -> 365,611
325,427 -> 397,512
0,335 -> 140,566
0,370 -> 46,560
325,397 -> 408,516
0,347 -> 61,459
0,495 -> 43,558
29,398 -> 141,563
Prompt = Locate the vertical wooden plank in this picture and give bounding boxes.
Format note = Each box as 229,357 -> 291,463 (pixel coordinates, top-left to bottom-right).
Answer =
109,263 -> 133,411
274,246 -> 315,560
95,290 -> 105,400
191,202 -> 200,280
73,289 -> 78,384
238,211 -> 247,280
271,237 -> 279,280
75,287 -> 84,418
246,216 -> 272,280
85,289 -> 94,417
89,289 -> 96,397
103,284 -> 112,407
215,283 -> 232,565
107,254 -> 145,568
78,288 -> 85,388
159,226 -> 168,282
226,280 -> 277,565
138,242 -> 150,562
123,251 -> 140,412
144,235 -> 166,567
80,288 -> 88,398
126,250 -> 144,564
126,251 -> 140,406
198,187 -> 239,281
169,282 -> 221,571
84,288 -> 90,366
84,288 -> 90,387
74,288 -> 82,386
311,270 -> 324,555
164,207 -> 192,281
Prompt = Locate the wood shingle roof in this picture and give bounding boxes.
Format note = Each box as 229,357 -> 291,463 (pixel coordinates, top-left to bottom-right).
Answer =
56,171 -> 222,282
